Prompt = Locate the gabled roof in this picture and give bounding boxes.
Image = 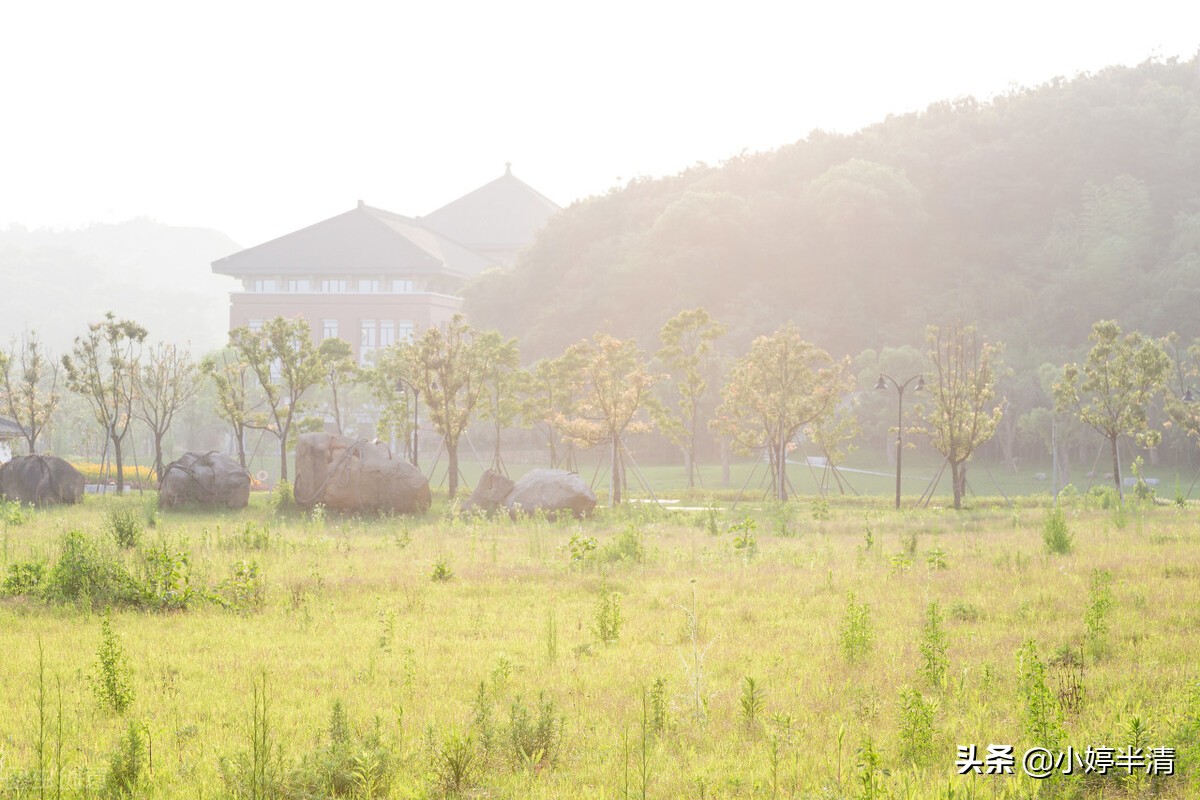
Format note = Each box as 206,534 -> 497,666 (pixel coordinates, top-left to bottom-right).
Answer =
420,164 -> 560,255
212,204 -> 496,279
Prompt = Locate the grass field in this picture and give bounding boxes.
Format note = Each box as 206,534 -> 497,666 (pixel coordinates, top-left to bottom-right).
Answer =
0,491 -> 1198,799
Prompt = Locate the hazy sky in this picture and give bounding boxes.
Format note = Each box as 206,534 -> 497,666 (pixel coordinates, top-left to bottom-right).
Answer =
2,1 -> 1197,247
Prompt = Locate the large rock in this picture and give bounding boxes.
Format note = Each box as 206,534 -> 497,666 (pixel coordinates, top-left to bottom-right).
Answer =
293,433 -> 430,514
0,454 -> 85,506
505,468 -> 597,519
158,451 -> 251,509
461,469 -> 515,515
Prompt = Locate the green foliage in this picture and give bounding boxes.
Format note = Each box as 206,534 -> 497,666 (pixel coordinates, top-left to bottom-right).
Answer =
1084,567 -> 1114,656
430,556 -> 454,582
105,501 -> 144,548
593,587 -> 622,645
738,676 -> 766,731
648,676 -> 668,735
220,560 -> 266,613
139,542 -> 195,611
269,480 -> 295,515
101,719 -> 147,798
855,735 -> 884,800
1016,640 -> 1064,748
45,529 -> 138,609
1,499 -> 31,526
728,516 -> 757,557
2,559 -> 46,596
507,693 -> 559,771
918,602 -> 948,690
295,700 -> 396,798
432,728 -> 478,796
598,524 -> 644,564
897,686 -> 935,763
1042,505 -> 1074,554
839,592 -> 873,663
92,614 -> 135,715
567,534 -> 598,564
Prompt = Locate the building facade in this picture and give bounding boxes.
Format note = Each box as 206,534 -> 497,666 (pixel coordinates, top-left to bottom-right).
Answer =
212,166 -> 559,362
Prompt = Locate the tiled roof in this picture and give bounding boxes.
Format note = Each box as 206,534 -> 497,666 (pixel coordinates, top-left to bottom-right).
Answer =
420,165 -> 560,254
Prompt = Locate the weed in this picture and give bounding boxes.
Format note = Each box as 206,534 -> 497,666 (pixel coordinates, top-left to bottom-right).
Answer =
1,499 -> 30,526
739,676 -> 766,732
1084,568 -> 1114,657
1050,645 -> 1085,714
568,534 -> 598,564
648,676 -> 668,735
839,592 -> 873,663
46,529 -> 138,609
1017,640 -> 1064,748
702,503 -> 722,536
139,542 -> 195,611
545,608 -> 558,663
105,502 -> 144,549
856,735 -> 884,800
862,521 -> 875,552
680,582 -> 712,724
308,502 -> 327,527
599,524 -> 644,563
947,601 -> 979,622
296,700 -> 396,798
593,586 -> 623,645
377,606 -> 396,653
924,546 -> 948,570
919,601 -> 949,690
2,559 -> 46,596
101,719 -> 147,798
1042,506 -> 1073,555
432,728 -> 477,795
471,679 -> 495,760
269,479 -> 295,515
218,671 -> 287,800
220,560 -> 267,613
897,686 -> 935,763
900,531 -> 918,556
431,557 -> 454,582
810,497 -> 830,521
508,693 -> 560,771
93,613 -> 135,715
729,517 -> 757,557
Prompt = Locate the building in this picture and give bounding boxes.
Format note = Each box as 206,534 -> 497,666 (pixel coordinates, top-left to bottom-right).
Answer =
0,416 -> 23,462
212,165 -> 559,362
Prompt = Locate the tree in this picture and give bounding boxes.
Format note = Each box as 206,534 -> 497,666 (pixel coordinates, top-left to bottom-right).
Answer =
229,317 -> 325,482
476,332 -> 521,473
408,316 -> 512,499
711,323 -> 848,501
558,334 -> 661,505
653,308 -> 726,489
318,338 -> 358,435
0,331 -> 60,454
361,343 -> 417,462
916,323 -> 1004,510
520,351 -> 586,470
134,343 -> 202,481
1054,320 -> 1170,500
62,313 -> 148,491
201,350 -> 259,470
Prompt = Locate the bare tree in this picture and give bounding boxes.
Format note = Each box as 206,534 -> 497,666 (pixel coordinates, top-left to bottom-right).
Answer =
135,343 -> 202,480
0,331 -> 60,454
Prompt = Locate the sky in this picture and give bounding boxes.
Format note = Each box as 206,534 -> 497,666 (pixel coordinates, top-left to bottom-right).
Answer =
2,1 -> 1198,247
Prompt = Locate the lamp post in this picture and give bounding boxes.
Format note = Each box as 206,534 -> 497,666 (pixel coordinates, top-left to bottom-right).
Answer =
395,377 -> 420,468
875,372 -> 925,509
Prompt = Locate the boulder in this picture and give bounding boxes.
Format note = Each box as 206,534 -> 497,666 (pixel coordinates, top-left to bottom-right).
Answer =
0,454 -> 85,506
461,468 -> 515,515
504,468 -> 597,519
158,451 -> 251,509
293,433 -> 430,514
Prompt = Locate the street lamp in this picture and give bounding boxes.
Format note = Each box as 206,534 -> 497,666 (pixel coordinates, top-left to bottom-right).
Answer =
875,372 -> 925,509
395,377 -> 420,468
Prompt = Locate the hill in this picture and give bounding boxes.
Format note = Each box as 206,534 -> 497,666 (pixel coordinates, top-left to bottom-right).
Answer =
465,57 -> 1200,366
0,219 -> 241,353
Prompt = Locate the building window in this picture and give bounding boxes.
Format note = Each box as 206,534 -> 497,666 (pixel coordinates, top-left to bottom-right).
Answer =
360,320 -> 377,364
359,279 -> 381,293
287,279 -> 311,292
252,279 -> 277,292
322,319 -> 338,340
321,279 -> 349,293
392,279 -> 414,293
248,319 -> 264,331
398,320 -> 415,343
379,320 -> 396,348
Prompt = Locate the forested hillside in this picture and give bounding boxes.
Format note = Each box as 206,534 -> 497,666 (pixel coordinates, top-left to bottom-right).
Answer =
465,57 -> 1200,367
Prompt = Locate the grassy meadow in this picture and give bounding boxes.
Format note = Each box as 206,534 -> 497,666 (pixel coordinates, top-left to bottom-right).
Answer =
0,490 -> 1198,799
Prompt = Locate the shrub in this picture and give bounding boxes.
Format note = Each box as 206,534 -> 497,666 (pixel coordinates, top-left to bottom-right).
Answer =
919,602 -> 949,690
598,524 -> 644,563
2,559 -> 46,596
1,499 -> 30,526
592,588 -> 622,644
105,502 -> 144,549
45,530 -> 138,609
270,479 -> 295,515
101,720 -> 147,798
839,592 -> 873,663
897,687 -> 935,763
508,693 -> 560,771
92,614 -> 135,715
1017,640 -> 1064,748
1042,506 -> 1073,555
220,560 -> 266,613
139,543 -> 195,611
296,700 -> 397,798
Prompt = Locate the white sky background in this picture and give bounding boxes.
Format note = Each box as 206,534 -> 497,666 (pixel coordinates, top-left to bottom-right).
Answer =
2,1 -> 1198,247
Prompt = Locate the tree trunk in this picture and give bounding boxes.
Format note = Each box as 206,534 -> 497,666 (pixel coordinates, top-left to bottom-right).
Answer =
1110,435 -> 1123,501
720,439 -> 730,485
610,436 -> 621,506
112,435 -> 125,493
448,443 -> 460,499
684,447 -> 694,490
235,426 -> 247,470
776,438 -> 789,502
153,434 -> 165,483
332,386 -> 343,435
950,460 -> 964,510
278,432 -> 289,482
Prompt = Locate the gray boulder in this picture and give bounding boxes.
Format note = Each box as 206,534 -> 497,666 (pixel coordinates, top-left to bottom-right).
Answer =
159,451 -> 251,509
505,468 -> 597,519
0,454 -> 85,506
293,433 -> 430,514
461,469 -> 516,515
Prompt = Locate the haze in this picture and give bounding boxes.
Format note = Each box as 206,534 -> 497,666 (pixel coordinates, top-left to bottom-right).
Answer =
2,1 -> 1197,246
